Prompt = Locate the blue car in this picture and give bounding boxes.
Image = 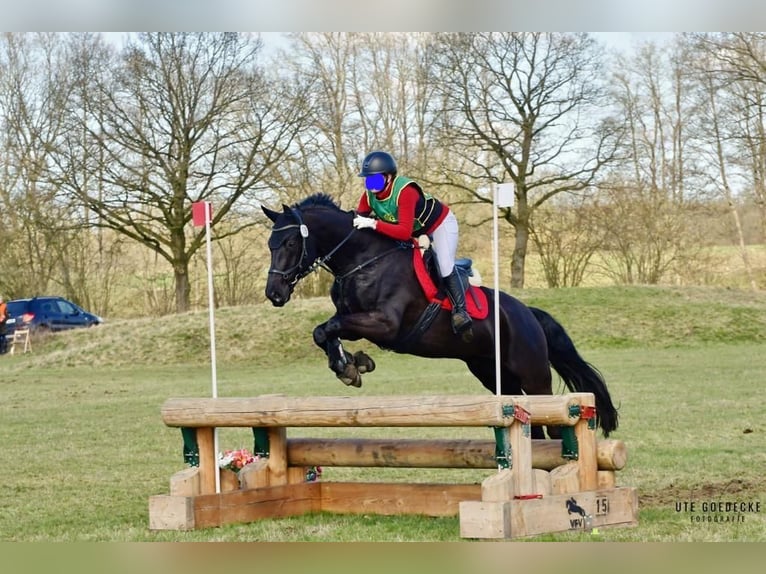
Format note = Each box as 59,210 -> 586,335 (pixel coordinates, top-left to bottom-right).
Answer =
4,296 -> 103,334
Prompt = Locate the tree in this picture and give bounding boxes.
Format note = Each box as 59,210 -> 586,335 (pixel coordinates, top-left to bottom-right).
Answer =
430,32 -> 620,288
53,32 -> 312,312
598,38 -> 709,285
688,34 -> 761,290
0,33 -> 84,300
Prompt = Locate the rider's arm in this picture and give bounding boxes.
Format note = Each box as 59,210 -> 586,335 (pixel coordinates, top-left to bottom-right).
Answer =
372,185 -> 418,241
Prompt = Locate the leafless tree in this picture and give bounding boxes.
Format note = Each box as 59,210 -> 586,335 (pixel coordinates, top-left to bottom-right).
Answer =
0,33 -> 84,300
281,33 -> 440,209
52,32 -> 313,312
429,32 -> 620,288
597,38 -> 710,285
688,33 -> 761,290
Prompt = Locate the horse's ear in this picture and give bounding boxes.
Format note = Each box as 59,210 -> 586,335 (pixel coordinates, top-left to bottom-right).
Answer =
282,204 -> 291,213
262,205 -> 280,223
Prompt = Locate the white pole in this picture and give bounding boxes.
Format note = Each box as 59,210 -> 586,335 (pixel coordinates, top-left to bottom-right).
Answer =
204,203 -> 220,494
492,184 -> 502,397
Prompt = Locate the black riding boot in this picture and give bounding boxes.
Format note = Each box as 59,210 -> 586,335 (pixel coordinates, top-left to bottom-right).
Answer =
443,270 -> 473,340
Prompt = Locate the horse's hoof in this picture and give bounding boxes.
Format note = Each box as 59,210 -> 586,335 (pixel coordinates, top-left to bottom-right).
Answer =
353,351 -> 376,374
337,364 -> 362,388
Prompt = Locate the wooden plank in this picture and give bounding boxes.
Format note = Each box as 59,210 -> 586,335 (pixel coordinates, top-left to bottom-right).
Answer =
459,501 -> 511,539
192,483 -> 321,529
161,395 -> 521,427
318,482 -> 482,517
461,487 -> 638,539
286,437 -> 627,471
148,495 -> 195,530
507,487 -> 638,538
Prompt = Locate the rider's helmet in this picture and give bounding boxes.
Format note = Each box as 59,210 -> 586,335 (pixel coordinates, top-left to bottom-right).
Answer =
358,151 -> 397,177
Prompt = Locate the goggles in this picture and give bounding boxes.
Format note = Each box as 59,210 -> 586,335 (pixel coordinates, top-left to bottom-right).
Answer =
364,173 -> 386,193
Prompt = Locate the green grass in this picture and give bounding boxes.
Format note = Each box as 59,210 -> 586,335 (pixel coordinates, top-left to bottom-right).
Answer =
1,285 -> 765,541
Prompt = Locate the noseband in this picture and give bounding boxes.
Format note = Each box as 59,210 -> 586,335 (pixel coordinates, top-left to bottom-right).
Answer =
268,208 -> 312,286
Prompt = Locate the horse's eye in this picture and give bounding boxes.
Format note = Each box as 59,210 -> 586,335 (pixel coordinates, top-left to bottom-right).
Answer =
286,238 -> 296,249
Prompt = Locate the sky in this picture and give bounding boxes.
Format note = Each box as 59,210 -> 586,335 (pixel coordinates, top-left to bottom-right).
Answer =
3,1 -> 766,32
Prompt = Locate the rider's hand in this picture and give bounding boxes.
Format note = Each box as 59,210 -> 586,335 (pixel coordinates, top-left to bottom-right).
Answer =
353,216 -> 377,230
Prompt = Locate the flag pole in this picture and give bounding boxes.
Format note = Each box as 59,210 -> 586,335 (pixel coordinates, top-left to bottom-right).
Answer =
193,201 -> 220,493
204,203 -> 220,494
492,184 -> 514,473
492,183 -> 514,399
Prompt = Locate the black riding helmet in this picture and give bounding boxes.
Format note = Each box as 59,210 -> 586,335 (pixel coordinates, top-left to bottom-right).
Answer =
358,151 -> 397,177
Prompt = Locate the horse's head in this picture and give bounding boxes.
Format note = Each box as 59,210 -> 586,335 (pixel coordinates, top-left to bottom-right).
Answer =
262,203 -> 317,306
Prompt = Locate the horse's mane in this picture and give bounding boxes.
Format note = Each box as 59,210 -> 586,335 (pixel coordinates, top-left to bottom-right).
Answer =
295,193 -> 342,212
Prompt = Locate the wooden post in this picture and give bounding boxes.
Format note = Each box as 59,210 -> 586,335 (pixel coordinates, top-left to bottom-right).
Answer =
509,402 -> 535,497
267,427 -> 288,486
574,394 -> 598,491
196,427 -> 216,495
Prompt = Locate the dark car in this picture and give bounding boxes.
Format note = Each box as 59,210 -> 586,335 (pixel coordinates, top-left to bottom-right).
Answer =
4,296 -> 103,334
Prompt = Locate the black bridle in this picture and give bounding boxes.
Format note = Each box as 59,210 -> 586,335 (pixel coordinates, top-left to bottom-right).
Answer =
268,207 -> 358,287
268,207 -> 412,288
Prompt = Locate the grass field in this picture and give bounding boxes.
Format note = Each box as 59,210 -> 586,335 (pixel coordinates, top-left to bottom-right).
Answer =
1,285 -> 765,542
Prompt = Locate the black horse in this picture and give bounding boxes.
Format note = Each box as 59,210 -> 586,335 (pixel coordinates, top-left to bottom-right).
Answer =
263,193 -> 618,438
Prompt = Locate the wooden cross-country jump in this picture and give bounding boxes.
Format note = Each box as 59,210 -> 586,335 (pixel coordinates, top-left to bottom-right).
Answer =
148,393 -> 637,539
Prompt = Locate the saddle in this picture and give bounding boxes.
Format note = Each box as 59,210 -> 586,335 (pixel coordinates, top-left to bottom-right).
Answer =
411,236 -> 489,321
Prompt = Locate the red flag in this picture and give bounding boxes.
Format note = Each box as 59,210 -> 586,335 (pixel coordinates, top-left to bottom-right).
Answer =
192,202 -> 213,227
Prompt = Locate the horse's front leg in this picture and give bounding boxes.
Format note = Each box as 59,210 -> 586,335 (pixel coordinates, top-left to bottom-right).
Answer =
312,311 -> 396,387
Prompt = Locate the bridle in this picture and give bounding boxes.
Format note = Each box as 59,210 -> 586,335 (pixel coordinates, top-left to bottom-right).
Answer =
267,207 -> 359,287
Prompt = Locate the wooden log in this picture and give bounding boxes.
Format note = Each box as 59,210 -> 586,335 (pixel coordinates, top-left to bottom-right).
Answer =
533,469 -> 551,496
525,393 -> 589,427
219,468 -> 240,492
481,468 -> 515,502
598,470 -> 616,489
550,462 -> 580,495
161,395 -> 527,428
239,458 -> 270,489
286,437 -> 627,471
169,466 -> 200,497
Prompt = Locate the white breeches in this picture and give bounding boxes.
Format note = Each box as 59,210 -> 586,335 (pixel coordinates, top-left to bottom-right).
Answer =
430,211 -> 459,277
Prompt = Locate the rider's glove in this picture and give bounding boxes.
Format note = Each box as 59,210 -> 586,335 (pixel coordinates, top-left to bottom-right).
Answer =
353,216 -> 377,230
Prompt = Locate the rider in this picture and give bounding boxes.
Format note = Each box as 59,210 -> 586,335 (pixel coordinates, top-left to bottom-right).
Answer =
353,150 -> 472,338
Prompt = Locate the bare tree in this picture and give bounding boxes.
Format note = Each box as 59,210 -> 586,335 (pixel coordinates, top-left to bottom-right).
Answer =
0,33 -> 84,300
282,33 -> 440,209
430,32 -> 620,288
598,38 -> 709,285
689,34 -> 760,290
53,32 -> 312,312
531,196 -> 606,287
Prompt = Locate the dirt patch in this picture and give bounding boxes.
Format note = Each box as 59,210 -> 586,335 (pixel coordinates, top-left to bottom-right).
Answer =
640,478 -> 766,508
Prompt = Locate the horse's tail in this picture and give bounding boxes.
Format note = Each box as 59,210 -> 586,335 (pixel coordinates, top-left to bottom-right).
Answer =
529,306 -> 618,437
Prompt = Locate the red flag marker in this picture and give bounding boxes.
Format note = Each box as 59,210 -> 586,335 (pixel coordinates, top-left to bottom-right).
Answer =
192,201 -> 213,227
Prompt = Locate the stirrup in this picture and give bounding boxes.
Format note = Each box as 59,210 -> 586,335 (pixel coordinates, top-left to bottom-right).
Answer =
451,311 -> 472,334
